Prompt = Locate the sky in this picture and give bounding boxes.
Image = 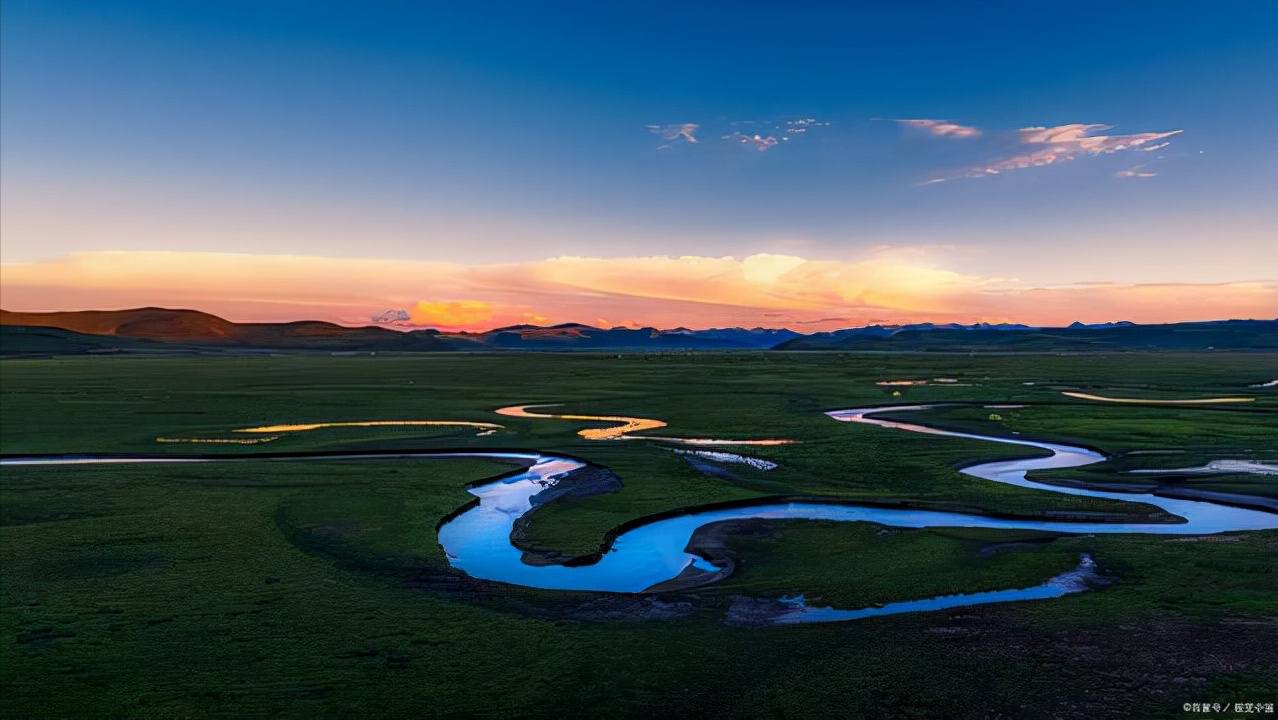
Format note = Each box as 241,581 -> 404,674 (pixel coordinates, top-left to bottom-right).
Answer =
1,0 -> 1276,330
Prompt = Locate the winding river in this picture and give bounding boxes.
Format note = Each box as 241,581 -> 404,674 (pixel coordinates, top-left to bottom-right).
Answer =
4,404 -> 1275,618
437,405 -> 1276,592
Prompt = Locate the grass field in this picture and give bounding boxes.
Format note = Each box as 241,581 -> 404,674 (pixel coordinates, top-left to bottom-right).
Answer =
1,352 -> 1275,718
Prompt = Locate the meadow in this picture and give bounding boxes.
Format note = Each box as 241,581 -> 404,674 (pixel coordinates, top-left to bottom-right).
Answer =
1,352 -> 1275,718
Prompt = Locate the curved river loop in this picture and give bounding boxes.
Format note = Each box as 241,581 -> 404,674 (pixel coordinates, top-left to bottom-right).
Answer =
3,404 -> 1275,624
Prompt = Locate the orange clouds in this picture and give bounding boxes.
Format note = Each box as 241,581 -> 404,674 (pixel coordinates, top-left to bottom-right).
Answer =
408,300 -> 493,328
523,252 -> 987,317
1,250 -> 1274,331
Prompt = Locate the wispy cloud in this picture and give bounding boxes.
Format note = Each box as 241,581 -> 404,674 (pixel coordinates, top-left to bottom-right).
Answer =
1115,163 -> 1157,179
722,131 -> 779,152
785,117 -> 832,134
1017,123 -> 1181,151
651,117 -> 829,153
647,123 -> 699,149
897,118 -> 982,138
926,123 -> 1183,183
720,117 -> 829,150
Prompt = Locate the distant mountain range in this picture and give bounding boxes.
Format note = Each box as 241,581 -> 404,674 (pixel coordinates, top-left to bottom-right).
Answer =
774,319 -> 1278,351
1,307 -> 1274,356
440,323 -> 802,351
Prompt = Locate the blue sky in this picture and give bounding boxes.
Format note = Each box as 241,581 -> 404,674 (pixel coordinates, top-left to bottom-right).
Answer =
2,1 -> 1275,327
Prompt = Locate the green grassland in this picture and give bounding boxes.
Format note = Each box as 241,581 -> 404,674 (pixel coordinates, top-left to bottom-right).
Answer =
1,352 -> 1275,718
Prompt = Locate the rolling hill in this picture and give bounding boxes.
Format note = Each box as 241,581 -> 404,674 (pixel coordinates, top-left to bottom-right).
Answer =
2,308 -> 1275,355
0,325 -> 180,357
0,308 -> 454,353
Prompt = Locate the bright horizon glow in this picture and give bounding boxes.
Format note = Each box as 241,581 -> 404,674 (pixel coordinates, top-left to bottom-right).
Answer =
2,2 -> 1275,329
1,250 -> 1274,331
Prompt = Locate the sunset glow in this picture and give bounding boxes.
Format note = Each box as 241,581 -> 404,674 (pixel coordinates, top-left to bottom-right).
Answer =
2,250 -> 1273,331
2,1 -> 1275,330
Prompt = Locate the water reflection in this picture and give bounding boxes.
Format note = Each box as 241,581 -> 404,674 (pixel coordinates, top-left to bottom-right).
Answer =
495,404 -> 666,439
9,402 -> 1276,623
763,554 -> 1099,625
496,404 -> 795,445
236,420 -> 501,433
1061,391 -> 1254,404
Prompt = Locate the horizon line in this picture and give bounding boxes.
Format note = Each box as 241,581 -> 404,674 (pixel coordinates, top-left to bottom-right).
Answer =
3,305 -> 1275,336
